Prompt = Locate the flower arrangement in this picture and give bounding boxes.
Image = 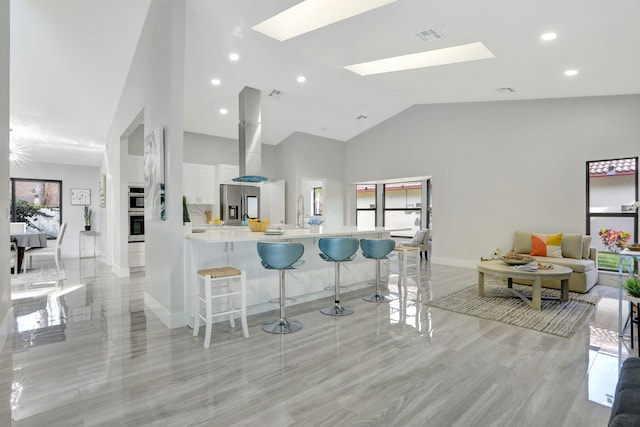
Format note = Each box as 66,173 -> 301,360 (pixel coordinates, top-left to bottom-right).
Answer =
308,216 -> 324,226
599,228 -> 632,253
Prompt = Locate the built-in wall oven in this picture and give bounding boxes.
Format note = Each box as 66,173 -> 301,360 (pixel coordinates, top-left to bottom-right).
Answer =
128,186 -> 145,242
129,186 -> 145,210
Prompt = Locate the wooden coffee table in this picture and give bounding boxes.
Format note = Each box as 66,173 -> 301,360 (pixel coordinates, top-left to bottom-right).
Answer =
477,260 -> 572,310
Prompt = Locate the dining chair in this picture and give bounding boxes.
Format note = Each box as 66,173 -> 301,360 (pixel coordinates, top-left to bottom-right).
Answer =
10,222 -> 26,234
24,222 -> 68,271
9,242 -> 18,276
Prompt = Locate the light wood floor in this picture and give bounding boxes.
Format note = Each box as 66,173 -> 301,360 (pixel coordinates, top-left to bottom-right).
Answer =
3,256 -> 627,426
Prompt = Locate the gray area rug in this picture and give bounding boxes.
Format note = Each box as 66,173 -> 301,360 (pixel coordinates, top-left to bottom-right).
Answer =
428,280 -> 601,338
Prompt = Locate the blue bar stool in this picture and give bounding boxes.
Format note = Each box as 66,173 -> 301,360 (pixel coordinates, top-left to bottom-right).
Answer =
361,239 -> 396,303
318,237 -> 359,316
257,242 -> 305,334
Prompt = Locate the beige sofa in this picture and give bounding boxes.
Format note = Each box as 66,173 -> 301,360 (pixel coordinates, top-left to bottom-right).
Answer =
511,231 -> 598,293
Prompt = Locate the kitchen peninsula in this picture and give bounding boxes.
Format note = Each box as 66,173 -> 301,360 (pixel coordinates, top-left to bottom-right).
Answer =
185,226 -> 408,326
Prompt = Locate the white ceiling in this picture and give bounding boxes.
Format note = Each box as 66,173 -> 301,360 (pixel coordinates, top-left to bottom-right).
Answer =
10,0 -> 640,166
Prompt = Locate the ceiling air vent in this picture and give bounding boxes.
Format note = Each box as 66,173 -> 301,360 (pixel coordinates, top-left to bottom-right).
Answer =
415,27 -> 445,41
268,89 -> 284,98
496,87 -> 515,93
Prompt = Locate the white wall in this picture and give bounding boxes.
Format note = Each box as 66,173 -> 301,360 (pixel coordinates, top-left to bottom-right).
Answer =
10,161 -> 100,257
345,95 -> 640,267
183,131 -> 279,177
0,0 -> 12,366
104,0 -> 186,327
276,132 -> 345,226
127,124 -> 144,156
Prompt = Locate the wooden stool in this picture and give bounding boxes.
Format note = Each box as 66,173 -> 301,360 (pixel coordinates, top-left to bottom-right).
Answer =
392,246 -> 421,286
193,266 -> 249,348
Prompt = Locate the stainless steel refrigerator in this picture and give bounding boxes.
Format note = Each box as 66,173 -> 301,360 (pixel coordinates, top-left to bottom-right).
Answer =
220,184 -> 260,225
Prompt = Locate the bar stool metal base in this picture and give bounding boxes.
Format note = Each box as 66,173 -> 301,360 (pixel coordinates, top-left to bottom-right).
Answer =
268,297 -> 296,304
363,292 -> 393,303
320,303 -> 354,316
262,318 -> 303,334
324,285 -> 347,291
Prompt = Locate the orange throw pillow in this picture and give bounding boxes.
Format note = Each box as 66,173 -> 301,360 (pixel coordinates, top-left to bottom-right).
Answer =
530,233 -> 563,258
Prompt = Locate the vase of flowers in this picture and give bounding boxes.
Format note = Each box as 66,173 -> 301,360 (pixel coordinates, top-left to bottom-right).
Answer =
599,228 -> 632,253
309,216 -> 324,233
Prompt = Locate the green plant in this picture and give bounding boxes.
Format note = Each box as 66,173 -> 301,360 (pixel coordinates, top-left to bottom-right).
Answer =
183,196 -> 191,223
84,205 -> 93,226
15,199 -> 54,231
623,273 -> 640,298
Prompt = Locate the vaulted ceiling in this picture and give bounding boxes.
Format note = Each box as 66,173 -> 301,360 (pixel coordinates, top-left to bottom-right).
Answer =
10,0 -> 640,166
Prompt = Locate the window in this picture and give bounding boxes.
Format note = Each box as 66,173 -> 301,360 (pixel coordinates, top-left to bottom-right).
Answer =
384,181 -> 421,238
586,157 -> 638,271
313,187 -> 323,215
10,178 -> 63,239
356,184 -> 376,228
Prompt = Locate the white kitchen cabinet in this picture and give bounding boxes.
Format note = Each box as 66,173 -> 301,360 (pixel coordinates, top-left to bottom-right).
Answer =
128,155 -> 144,185
128,242 -> 145,268
183,163 -> 216,204
217,164 -> 239,184
261,179 -> 285,225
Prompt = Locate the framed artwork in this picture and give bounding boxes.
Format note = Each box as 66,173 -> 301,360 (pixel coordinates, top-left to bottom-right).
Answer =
70,188 -> 91,205
98,175 -> 106,207
144,126 -> 165,221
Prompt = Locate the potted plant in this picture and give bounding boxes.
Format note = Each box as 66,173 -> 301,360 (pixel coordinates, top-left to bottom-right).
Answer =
624,273 -> 640,303
84,205 -> 93,231
183,195 -> 192,235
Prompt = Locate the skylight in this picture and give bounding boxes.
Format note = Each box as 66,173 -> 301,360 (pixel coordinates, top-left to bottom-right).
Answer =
344,42 -> 495,76
252,0 -> 399,42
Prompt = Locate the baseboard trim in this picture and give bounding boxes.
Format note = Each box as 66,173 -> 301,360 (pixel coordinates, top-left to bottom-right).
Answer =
144,291 -> 186,329
111,263 -> 130,277
0,307 -> 14,352
431,256 -> 477,269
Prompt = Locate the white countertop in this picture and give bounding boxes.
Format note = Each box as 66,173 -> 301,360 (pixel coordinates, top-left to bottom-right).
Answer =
186,226 -> 409,243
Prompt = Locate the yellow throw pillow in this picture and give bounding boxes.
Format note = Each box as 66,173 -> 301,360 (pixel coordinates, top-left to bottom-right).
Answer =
530,233 -> 563,258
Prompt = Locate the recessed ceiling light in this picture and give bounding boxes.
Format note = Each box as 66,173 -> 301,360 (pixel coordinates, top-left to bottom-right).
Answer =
540,32 -> 557,41
219,108 -> 228,115
564,69 -> 579,76
229,53 -> 240,61
296,75 -> 306,83
211,78 -> 221,86
252,0 -> 399,41
344,42 -> 495,76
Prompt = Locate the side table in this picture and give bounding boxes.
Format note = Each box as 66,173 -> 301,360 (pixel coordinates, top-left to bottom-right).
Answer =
619,249 -> 640,337
79,230 -> 98,259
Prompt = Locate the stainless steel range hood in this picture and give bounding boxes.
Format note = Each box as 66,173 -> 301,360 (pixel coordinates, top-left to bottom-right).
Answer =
233,86 -> 271,183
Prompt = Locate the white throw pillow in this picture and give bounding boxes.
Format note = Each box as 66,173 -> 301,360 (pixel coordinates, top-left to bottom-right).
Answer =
411,230 -> 428,244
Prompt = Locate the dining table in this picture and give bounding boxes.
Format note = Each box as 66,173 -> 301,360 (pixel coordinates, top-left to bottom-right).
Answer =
10,231 -> 48,274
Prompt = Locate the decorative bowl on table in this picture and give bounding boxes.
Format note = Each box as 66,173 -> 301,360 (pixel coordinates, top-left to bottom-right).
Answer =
498,254 -> 535,265
209,219 -> 224,226
248,219 -> 269,232
627,243 -> 640,252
